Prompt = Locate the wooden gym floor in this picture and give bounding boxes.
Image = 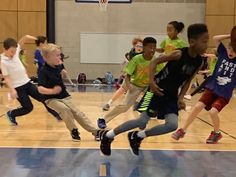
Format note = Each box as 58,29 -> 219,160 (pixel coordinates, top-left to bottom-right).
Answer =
0,85 -> 236,177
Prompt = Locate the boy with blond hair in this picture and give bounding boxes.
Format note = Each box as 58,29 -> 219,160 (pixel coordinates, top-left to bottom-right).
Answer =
38,43 -> 100,141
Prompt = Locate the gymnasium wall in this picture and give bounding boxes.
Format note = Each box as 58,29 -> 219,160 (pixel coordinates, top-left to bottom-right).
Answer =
2,1 -> 233,81
0,0 -> 46,76
206,0 -> 235,47
55,0 -> 206,80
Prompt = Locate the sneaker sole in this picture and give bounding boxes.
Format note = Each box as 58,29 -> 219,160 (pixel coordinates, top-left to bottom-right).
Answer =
171,134 -> 181,140
129,147 -> 139,156
95,137 -> 100,141
206,136 -> 222,144
72,138 -> 81,142
100,150 -> 111,156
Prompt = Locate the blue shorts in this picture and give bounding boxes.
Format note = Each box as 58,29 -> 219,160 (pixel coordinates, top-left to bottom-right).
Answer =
137,87 -> 179,119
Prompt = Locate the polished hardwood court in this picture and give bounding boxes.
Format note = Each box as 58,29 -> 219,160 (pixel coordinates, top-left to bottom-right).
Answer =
1,85 -> 236,177
0,85 -> 236,151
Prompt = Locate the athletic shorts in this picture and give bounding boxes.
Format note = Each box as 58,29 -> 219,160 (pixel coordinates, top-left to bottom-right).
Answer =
199,89 -> 229,112
137,87 -> 178,119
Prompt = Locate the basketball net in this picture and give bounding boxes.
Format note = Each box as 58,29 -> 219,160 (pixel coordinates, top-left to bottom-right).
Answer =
99,0 -> 108,12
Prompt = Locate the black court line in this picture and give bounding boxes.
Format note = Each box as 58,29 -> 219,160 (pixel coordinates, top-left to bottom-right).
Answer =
0,114 -> 5,118
197,116 -> 236,140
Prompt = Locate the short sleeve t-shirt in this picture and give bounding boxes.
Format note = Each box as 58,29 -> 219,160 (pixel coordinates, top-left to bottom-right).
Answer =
160,37 -> 188,54
38,63 -> 70,100
205,43 -> 236,100
156,47 -> 203,98
0,44 -> 30,88
124,54 -> 152,88
34,49 -> 45,69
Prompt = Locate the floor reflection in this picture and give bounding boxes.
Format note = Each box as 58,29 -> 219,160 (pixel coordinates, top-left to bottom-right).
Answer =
0,148 -> 235,177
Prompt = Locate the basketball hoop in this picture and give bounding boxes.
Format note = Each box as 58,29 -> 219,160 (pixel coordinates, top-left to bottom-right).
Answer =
99,0 -> 108,12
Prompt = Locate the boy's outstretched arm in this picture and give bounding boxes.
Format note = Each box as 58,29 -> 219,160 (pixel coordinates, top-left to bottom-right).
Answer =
149,50 -> 181,95
18,35 -> 37,48
38,85 -> 62,95
178,61 -> 204,110
156,48 -> 164,53
213,34 -> 230,48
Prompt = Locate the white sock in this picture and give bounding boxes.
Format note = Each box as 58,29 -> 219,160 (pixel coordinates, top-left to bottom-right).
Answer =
107,99 -> 112,106
106,130 -> 115,138
137,131 -> 146,138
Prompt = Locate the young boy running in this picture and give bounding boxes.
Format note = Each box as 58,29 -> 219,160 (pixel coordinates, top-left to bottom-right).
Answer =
172,26 -> 236,144
0,35 -> 61,125
97,37 -> 157,129
38,43 -> 101,141
98,23 -> 209,156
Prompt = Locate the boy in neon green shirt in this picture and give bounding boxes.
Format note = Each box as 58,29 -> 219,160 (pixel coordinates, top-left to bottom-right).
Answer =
97,37 -> 157,129
124,54 -> 151,88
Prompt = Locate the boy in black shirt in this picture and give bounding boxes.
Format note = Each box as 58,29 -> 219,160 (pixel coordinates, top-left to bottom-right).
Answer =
98,23 -> 209,156
38,43 -> 100,141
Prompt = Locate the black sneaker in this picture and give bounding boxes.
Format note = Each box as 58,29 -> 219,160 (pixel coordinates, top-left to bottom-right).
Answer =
128,131 -> 143,156
55,115 -> 63,121
97,118 -> 107,129
94,130 -> 101,141
71,129 -> 81,142
99,130 -> 114,156
6,111 -> 18,126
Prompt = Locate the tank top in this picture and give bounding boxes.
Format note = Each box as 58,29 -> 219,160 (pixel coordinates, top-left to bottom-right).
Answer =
155,47 -> 203,98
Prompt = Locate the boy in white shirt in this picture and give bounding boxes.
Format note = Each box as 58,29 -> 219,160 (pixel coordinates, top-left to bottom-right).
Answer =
0,35 -> 61,125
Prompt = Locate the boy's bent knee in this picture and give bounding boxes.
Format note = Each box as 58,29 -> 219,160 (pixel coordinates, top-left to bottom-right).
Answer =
165,114 -> 178,131
167,122 -> 178,131
24,104 -> 33,114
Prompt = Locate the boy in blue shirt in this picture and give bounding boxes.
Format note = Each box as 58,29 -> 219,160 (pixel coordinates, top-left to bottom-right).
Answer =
34,36 -> 47,75
172,26 -> 236,144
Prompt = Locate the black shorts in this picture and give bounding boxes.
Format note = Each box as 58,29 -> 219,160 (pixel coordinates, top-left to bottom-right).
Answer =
136,87 -> 179,119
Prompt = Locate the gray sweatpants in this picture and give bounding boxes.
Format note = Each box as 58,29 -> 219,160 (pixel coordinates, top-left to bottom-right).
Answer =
113,112 -> 178,137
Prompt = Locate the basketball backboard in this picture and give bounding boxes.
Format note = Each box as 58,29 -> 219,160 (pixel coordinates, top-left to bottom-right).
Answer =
75,0 -> 132,3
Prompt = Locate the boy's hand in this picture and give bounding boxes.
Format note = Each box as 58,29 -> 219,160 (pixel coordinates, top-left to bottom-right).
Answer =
178,99 -> 186,110
10,89 -> 18,99
52,86 -> 62,94
150,81 -> 164,96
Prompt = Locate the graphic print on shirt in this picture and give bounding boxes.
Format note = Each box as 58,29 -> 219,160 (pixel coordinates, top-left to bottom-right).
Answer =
136,64 -> 149,86
216,59 -> 236,86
